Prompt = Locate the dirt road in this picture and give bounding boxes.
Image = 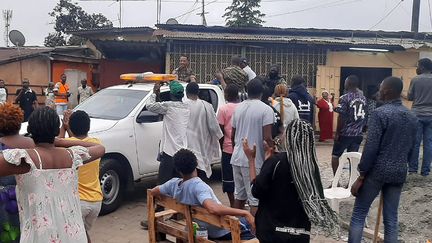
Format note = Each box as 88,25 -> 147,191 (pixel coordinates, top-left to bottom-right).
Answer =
89,144 -> 431,243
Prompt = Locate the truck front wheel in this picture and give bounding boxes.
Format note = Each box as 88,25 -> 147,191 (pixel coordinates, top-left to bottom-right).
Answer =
99,159 -> 124,215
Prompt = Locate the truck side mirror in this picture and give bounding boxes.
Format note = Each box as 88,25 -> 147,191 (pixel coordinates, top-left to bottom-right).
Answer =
136,110 -> 161,123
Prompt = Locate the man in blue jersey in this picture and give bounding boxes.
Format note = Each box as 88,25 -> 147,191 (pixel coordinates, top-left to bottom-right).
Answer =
331,75 -> 367,174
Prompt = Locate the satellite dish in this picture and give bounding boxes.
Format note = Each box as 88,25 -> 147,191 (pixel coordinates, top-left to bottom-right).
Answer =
9,30 -> 25,47
166,18 -> 179,25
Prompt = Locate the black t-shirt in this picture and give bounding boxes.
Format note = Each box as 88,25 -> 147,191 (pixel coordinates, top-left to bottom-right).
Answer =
252,153 -> 311,243
15,88 -> 37,121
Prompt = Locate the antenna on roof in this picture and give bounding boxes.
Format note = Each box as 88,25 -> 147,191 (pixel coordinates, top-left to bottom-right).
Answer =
3,10 -> 13,47
9,30 -> 25,47
197,0 -> 208,26
166,18 -> 179,25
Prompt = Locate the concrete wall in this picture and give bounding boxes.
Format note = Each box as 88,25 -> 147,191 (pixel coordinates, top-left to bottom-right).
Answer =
0,57 -> 49,103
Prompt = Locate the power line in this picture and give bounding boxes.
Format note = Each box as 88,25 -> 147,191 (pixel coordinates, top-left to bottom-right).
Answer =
174,0 -> 218,19
266,0 -> 360,18
180,1 -> 198,22
368,0 -> 403,30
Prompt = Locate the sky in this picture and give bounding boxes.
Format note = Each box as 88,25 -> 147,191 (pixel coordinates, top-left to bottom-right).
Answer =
1,0 -> 432,46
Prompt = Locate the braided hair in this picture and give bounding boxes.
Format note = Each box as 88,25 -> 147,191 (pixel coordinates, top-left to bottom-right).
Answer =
284,119 -> 339,236
27,107 -> 60,144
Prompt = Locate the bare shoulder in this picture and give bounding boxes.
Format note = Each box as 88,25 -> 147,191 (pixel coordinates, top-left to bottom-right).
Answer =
21,136 -> 36,148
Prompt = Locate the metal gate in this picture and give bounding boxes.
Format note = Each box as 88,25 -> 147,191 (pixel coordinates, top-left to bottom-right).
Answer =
168,42 -> 327,87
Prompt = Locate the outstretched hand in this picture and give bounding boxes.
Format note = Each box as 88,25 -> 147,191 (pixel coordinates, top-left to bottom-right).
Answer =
242,138 -> 256,163
244,211 -> 256,234
263,140 -> 274,161
153,82 -> 161,93
62,109 -> 73,129
351,176 -> 364,197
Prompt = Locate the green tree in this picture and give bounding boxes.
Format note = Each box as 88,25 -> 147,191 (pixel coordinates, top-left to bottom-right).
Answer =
44,0 -> 113,47
223,0 -> 265,27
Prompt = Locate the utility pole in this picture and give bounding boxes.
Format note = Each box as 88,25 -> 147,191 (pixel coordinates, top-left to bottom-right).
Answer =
118,0 -> 123,27
3,10 -> 12,47
411,0 -> 420,35
157,0 -> 162,24
198,0 -> 208,26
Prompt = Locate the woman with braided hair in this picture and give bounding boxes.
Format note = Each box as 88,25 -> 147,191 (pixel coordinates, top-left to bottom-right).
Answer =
243,119 -> 339,242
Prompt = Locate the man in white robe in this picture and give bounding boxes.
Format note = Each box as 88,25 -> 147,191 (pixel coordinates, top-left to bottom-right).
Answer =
184,82 -> 223,178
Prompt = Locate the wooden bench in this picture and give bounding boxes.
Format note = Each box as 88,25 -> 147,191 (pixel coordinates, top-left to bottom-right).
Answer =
147,189 -> 258,243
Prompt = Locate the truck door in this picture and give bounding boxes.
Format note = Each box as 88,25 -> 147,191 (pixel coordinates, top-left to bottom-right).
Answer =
133,91 -> 171,175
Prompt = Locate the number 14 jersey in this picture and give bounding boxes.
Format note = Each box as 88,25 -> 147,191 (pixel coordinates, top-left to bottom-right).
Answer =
335,91 -> 367,137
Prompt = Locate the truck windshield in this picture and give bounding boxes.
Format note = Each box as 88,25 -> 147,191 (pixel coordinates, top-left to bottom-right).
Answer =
76,89 -> 149,120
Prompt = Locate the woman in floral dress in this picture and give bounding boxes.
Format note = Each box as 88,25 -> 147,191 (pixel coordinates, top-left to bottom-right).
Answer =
0,107 -> 105,243
0,103 -> 35,242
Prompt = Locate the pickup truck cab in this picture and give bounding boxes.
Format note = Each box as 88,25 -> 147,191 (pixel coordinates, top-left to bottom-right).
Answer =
68,82 -> 224,214
20,82 -> 225,214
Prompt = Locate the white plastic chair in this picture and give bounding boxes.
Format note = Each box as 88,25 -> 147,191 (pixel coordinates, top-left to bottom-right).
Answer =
324,152 -> 362,214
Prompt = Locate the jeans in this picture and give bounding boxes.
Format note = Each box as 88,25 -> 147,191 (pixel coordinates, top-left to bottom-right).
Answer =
56,104 -> 68,116
409,115 -> 432,176
348,177 -> 403,243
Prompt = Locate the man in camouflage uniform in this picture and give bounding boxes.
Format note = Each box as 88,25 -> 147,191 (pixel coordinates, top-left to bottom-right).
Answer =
220,56 -> 248,92
172,55 -> 195,83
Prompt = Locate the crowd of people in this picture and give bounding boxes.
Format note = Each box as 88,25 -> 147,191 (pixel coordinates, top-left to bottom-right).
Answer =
154,55 -> 431,242
0,74 -> 94,119
0,55 -> 430,243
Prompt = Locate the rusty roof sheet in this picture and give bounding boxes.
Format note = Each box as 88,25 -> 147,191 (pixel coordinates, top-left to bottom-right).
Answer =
154,29 -> 432,49
0,47 -> 53,62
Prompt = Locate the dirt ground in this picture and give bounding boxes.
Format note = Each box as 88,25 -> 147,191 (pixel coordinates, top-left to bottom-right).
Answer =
89,144 -> 431,243
318,143 -> 432,243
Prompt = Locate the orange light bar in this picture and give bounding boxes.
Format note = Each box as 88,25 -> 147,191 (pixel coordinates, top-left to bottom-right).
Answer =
120,73 -> 177,82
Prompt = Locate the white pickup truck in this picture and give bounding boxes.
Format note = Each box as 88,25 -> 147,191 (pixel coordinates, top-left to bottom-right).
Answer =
64,82 -> 224,214
20,82 -> 225,214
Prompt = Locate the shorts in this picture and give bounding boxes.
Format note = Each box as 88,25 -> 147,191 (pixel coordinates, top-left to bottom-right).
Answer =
232,165 -> 259,207
80,200 -> 102,231
221,152 -> 234,193
332,135 -> 363,158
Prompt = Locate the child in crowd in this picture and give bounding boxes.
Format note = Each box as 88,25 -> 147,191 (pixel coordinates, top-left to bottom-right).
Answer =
44,82 -> 56,109
60,110 -> 103,243
150,149 -> 255,241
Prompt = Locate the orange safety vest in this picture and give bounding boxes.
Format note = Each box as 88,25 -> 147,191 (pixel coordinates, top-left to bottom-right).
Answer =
55,82 -> 70,104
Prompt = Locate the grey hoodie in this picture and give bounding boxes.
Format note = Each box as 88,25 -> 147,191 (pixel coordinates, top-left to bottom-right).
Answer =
273,97 -> 300,128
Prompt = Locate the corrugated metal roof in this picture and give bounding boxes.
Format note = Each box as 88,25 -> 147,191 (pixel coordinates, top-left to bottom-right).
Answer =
154,30 -> 431,49
156,24 -> 432,41
0,47 -> 53,63
0,46 -> 97,65
68,26 -> 154,36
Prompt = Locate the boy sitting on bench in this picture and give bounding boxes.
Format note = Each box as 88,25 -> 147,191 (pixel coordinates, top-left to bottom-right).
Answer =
150,149 -> 255,240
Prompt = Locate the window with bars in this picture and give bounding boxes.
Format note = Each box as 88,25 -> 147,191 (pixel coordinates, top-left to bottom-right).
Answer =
168,42 -> 327,87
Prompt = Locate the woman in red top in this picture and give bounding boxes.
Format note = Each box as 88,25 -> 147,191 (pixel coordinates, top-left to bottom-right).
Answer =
316,90 -> 334,141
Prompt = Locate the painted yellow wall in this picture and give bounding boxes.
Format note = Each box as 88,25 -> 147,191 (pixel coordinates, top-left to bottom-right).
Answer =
326,50 -> 419,69
315,50 -> 422,134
